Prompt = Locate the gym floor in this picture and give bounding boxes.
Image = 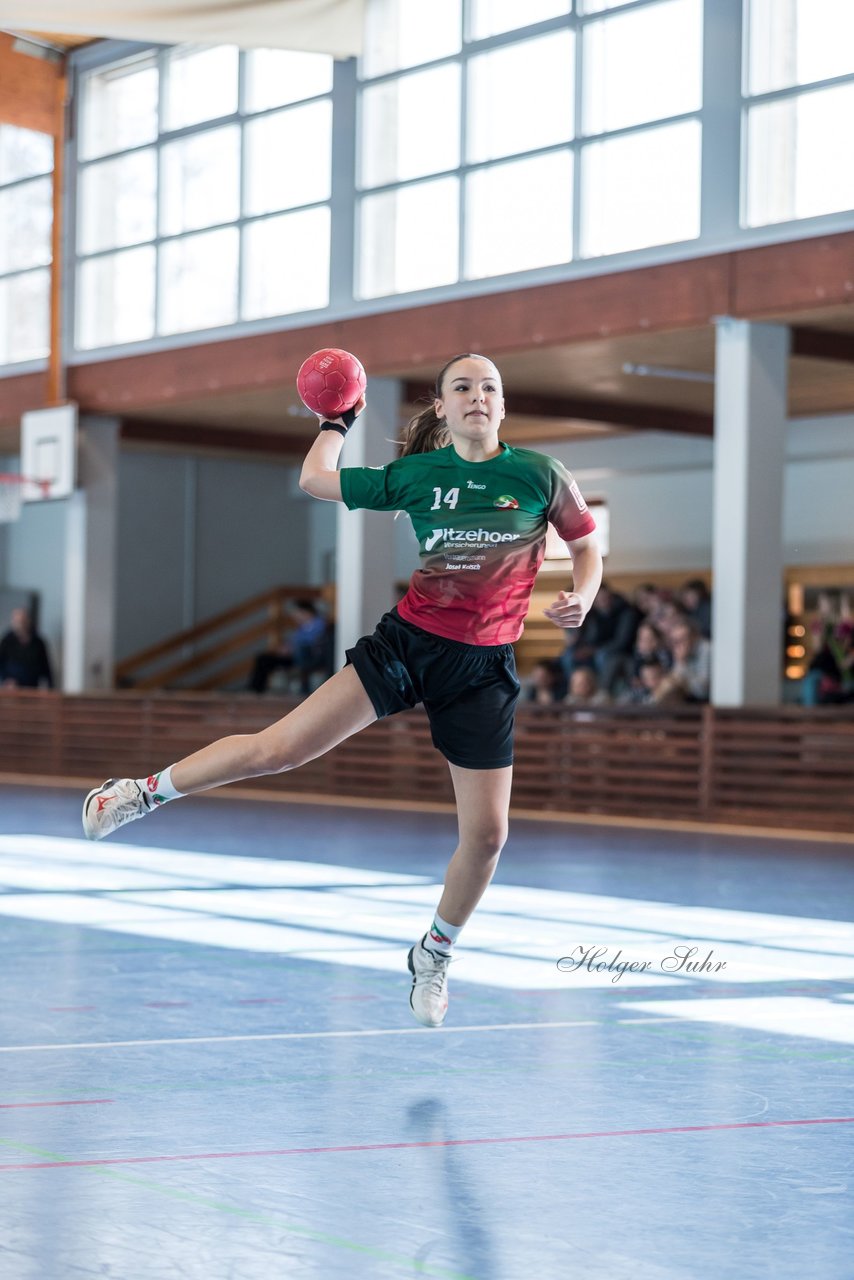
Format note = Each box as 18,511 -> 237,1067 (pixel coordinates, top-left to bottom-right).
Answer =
1,783 -> 852,1279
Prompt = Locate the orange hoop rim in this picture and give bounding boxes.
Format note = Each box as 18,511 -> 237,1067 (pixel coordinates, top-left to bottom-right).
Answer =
0,472 -> 53,498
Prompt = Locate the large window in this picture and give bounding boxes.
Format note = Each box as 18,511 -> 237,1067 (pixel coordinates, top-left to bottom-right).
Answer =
0,125 -> 53,366
74,46 -> 334,350
357,0 -> 703,300
68,4 -> 854,353
744,0 -> 854,227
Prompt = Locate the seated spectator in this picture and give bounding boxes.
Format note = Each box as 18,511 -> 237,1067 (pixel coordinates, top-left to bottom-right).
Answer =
585,582 -> 642,694
0,608 -> 54,689
248,600 -> 332,696
652,597 -> 689,641
633,583 -> 664,619
564,667 -> 612,707
805,617 -> 854,705
526,657 -> 568,706
557,605 -> 597,685
627,658 -> 687,706
666,619 -> 711,703
678,578 -> 712,638
630,621 -> 672,679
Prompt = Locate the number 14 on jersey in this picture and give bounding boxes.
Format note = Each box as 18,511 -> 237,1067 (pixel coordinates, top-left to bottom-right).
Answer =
430,487 -> 459,511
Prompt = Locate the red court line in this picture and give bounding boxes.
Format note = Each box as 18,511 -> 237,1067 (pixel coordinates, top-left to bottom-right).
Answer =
0,1099 -> 113,1110
0,1116 -> 851,1171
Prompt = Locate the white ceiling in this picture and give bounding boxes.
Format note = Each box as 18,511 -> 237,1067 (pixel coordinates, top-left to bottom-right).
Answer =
3,0 -> 364,56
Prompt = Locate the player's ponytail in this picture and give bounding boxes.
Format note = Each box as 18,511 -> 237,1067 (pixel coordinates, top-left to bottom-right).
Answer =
398,352 -> 490,457
399,405 -> 450,457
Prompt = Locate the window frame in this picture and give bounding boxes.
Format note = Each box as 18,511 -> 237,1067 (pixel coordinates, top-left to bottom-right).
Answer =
740,0 -> 854,233
54,4 -> 854,369
67,40 -> 337,359
0,125 -> 54,371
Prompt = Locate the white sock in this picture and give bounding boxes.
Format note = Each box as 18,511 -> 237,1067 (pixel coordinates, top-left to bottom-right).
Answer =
426,912 -> 462,957
136,766 -> 184,808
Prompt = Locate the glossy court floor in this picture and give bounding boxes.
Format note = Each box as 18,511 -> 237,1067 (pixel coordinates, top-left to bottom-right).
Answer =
1,783 -> 852,1280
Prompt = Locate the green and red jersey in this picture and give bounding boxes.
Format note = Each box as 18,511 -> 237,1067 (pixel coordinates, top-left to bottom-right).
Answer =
340,441 -> 596,646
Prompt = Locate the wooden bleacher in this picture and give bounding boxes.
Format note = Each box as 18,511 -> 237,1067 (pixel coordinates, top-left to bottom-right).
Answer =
2,692 -> 852,835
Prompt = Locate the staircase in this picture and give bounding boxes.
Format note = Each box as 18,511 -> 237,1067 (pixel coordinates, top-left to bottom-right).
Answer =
114,585 -> 334,691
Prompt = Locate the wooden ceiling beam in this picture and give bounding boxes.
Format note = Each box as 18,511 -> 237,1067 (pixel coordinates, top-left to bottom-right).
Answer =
791,326 -> 854,365
403,382 -> 713,436
120,419 -> 315,457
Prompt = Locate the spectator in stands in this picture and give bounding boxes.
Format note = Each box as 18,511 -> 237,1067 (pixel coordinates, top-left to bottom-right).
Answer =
618,621 -> 672,701
805,613 -> 854,705
652,597 -> 688,640
0,608 -> 54,689
585,582 -> 642,694
679,578 -> 712,638
564,666 -> 611,707
633,583 -> 663,619
627,658 -> 687,706
526,658 -> 568,706
630,621 -> 672,678
666,619 -> 711,703
557,610 -> 597,685
248,600 -> 332,696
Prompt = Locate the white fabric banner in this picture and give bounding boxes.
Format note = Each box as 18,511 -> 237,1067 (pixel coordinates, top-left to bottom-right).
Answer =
1,0 -> 365,56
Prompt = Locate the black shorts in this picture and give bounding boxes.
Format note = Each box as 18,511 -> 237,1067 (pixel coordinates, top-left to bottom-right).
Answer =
345,608 -> 520,770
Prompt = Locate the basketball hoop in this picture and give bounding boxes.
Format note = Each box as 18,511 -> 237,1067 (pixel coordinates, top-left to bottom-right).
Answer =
0,474 -> 52,523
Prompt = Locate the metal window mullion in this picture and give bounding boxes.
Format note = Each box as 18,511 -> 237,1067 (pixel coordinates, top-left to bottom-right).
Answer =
571,15 -> 583,261
67,58 -> 83,353
579,0 -> 681,20
330,58 -> 357,308
464,8 -> 571,49
699,0 -> 743,242
744,68 -> 854,108
364,130 -> 585,202
0,264 -> 52,283
580,106 -> 700,145
237,49 -> 247,321
0,168 -> 54,194
458,34 -> 469,282
361,14 -> 571,90
154,47 -> 167,336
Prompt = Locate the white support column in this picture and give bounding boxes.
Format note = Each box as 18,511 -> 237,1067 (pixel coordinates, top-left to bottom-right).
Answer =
334,378 -> 401,669
63,416 -> 120,692
711,319 -> 788,706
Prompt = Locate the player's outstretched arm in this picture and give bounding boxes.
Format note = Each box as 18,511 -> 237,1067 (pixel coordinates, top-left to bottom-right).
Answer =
299,395 -> 366,502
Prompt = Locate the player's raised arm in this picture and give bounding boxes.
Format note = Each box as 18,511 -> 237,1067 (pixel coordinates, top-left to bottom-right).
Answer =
299,422 -> 348,502
297,347 -> 366,502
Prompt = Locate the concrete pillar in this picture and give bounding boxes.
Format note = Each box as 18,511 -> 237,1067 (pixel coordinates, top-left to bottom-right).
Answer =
63,416 -> 120,692
711,319 -> 788,706
334,378 -> 401,668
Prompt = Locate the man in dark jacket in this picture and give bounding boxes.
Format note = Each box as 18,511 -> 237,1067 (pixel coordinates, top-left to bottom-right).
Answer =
0,608 -> 54,688
586,583 -> 642,694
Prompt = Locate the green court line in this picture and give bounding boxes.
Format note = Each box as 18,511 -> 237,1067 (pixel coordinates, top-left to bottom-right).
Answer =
0,1137 -> 477,1280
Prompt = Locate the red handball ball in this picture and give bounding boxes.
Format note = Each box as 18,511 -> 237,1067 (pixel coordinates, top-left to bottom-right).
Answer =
297,348 -> 366,419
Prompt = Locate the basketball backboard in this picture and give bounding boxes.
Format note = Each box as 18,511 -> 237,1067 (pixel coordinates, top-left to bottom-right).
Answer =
20,403 -> 77,501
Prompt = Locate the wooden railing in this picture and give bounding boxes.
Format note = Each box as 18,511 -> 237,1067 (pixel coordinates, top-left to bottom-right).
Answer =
1,694 -> 852,834
114,584 -> 333,692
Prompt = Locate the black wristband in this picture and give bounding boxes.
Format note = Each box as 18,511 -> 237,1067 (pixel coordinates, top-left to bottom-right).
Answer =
320,422 -> 347,437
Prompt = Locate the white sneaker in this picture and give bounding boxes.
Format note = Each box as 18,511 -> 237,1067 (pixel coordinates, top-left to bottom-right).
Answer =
82,778 -> 151,841
408,936 -> 451,1028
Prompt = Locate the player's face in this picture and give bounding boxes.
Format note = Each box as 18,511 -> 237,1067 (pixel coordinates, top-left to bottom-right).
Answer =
435,358 -> 505,440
